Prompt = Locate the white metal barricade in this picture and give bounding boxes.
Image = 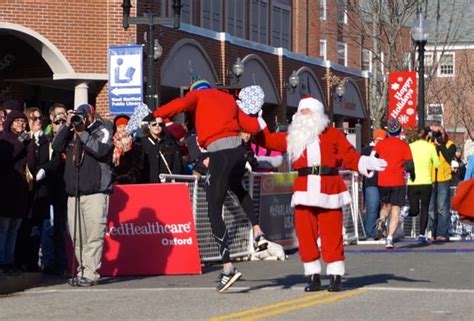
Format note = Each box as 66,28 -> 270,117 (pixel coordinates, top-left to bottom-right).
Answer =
160,170 -> 364,262
159,174 -> 253,262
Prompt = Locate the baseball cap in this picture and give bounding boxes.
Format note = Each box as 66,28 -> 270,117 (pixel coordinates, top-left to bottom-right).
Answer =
75,104 -> 95,115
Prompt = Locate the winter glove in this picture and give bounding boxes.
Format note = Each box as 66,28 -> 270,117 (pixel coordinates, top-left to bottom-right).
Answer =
236,85 -> 265,115
35,168 -> 46,182
358,151 -> 387,178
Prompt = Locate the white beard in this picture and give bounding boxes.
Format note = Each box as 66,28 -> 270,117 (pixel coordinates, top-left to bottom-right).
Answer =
287,111 -> 330,162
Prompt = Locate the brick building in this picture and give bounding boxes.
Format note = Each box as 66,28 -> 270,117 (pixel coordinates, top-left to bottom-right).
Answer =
0,0 -> 390,145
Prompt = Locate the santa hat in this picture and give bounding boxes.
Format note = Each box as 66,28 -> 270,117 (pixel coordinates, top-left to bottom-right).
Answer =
297,96 -> 324,114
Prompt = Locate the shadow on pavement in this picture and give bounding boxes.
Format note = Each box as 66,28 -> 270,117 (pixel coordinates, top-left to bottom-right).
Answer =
231,273 -> 430,294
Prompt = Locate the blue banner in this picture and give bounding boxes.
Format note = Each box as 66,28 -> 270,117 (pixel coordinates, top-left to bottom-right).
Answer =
108,45 -> 144,115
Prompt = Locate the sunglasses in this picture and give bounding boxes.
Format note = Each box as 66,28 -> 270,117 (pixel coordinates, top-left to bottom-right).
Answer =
53,120 -> 66,125
150,121 -> 164,127
30,116 -> 42,121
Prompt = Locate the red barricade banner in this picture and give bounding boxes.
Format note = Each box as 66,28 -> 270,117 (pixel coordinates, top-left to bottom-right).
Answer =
99,183 -> 201,276
388,71 -> 417,128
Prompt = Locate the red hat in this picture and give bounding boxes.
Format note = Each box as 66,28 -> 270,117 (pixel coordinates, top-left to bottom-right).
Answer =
373,129 -> 387,141
115,117 -> 129,127
166,123 -> 186,140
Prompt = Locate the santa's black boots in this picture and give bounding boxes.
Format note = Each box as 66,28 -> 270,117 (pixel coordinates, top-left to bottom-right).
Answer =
327,275 -> 342,292
304,274 -> 321,292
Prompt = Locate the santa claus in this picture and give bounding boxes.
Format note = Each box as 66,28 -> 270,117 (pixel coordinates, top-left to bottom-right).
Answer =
257,96 -> 386,292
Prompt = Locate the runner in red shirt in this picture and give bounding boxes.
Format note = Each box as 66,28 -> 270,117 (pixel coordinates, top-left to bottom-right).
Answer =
374,119 -> 415,248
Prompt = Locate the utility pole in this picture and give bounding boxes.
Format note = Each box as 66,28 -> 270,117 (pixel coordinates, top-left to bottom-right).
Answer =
121,0 -> 182,110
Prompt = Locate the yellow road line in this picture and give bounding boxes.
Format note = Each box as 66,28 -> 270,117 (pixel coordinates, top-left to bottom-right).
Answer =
208,289 -> 366,321
239,289 -> 367,321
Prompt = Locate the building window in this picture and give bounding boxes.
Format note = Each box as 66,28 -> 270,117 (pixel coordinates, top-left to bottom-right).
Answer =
320,39 -> 327,60
202,0 -> 222,32
437,52 -> 455,77
320,0 -> 327,20
427,103 -> 444,126
337,42 -> 347,66
337,0 -> 347,24
160,0 -> 193,24
226,0 -> 245,38
271,2 -> 291,49
362,48 -> 371,71
424,52 -> 433,76
251,0 -> 268,44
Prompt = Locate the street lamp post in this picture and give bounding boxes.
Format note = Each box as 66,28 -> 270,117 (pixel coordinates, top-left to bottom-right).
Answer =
122,0 -> 182,110
411,10 -> 431,130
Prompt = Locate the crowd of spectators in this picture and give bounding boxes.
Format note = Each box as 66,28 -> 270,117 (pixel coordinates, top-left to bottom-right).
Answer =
362,121 -> 473,246
0,100 -> 285,278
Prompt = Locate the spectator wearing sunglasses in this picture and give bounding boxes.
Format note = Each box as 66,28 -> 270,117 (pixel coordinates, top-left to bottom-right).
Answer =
141,115 -> 183,183
44,103 -> 67,136
38,111 -> 69,276
15,107 -> 50,272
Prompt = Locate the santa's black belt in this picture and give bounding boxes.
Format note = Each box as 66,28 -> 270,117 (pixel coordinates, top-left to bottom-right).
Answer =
297,165 -> 339,176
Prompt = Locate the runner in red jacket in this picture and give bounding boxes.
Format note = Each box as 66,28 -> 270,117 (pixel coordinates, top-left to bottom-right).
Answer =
153,81 -> 267,292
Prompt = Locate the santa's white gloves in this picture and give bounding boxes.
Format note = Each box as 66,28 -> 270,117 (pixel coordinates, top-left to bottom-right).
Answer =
35,168 -> 46,182
257,110 -> 267,130
358,151 -> 387,178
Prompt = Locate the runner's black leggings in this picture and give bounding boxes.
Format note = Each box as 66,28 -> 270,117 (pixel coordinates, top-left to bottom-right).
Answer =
208,144 -> 258,263
407,184 -> 432,235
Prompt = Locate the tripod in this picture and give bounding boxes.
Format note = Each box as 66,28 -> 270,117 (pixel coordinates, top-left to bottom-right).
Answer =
69,136 -> 85,285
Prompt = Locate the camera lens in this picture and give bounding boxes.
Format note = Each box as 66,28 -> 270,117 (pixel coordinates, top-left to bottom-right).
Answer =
71,114 -> 84,127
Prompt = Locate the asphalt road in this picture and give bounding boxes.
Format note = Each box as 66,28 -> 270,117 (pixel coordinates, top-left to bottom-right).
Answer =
1,240 -> 473,321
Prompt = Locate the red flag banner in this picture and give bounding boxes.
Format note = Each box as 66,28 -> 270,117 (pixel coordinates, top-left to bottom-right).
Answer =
388,71 -> 417,128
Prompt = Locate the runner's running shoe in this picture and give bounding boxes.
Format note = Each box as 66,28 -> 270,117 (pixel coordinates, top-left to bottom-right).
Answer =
374,218 -> 386,240
385,237 -> 394,249
216,268 -> 242,293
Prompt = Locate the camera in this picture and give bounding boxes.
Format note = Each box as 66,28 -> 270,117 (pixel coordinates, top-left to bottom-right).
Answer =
428,130 -> 444,144
71,111 -> 86,127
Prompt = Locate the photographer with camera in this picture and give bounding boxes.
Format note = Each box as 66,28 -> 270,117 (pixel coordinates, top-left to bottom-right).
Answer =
427,125 -> 456,241
52,104 -> 113,286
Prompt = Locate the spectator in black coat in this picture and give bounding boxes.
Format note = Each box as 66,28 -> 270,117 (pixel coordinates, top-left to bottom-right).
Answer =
0,110 -> 36,274
141,116 -> 183,183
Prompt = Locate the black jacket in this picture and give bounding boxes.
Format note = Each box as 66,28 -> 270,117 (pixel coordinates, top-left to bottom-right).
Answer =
142,135 -> 183,183
0,110 -> 36,218
52,120 -> 113,196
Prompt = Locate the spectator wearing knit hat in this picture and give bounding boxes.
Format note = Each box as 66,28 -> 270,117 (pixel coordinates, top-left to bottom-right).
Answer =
0,110 -> 36,274
374,119 -> 415,248
361,128 -> 387,240
111,115 -> 144,185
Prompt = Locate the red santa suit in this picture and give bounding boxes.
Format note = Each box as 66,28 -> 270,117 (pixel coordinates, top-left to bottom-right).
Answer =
257,97 -> 381,279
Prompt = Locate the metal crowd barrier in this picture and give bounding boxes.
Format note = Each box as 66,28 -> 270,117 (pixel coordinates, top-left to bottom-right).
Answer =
160,170 -> 364,262
159,174 -> 252,262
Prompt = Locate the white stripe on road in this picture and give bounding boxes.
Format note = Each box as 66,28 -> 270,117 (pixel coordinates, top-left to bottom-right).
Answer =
22,285 -> 474,295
